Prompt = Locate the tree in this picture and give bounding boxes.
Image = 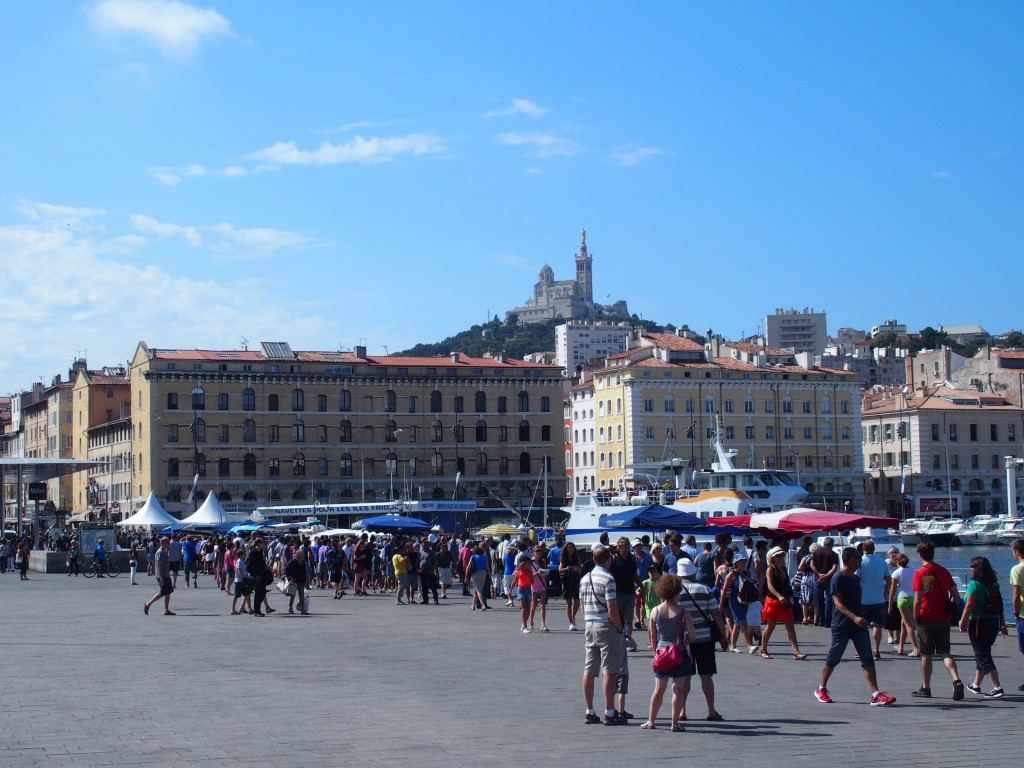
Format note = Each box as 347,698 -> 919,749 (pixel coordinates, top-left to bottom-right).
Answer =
998,331 -> 1024,349
505,312 -> 519,327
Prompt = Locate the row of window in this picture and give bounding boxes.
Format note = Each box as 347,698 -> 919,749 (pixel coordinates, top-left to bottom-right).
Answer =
867,423 -> 1017,444
615,397 -> 850,416
166,418 -> 553,444
168,388 -> 551,414
868,452 -> 1014,471
166,451 -> 547,478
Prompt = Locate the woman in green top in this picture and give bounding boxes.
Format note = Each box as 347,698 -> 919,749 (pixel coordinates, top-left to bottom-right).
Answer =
958,556 -> 1009,698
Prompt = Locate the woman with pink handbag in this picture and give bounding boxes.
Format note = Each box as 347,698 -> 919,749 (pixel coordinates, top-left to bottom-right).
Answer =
642,574 -> 696,731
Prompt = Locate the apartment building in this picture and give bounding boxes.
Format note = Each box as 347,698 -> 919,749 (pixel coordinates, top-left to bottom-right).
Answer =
570,330 -> 864,510
861,386 -> 1024,516
130,341 -> 566,517
765,307 -> 828,356
71,366 -> 132,520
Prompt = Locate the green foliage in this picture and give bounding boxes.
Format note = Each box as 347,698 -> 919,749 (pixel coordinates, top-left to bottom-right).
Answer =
997,331 -> 1024,350
398,314 -> 665,361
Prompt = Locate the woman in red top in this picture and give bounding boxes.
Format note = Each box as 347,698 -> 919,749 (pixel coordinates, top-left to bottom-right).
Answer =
512,554 -> 535,633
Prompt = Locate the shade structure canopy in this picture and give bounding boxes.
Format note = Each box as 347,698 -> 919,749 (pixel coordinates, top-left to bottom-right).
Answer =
0,458 -> 107,482
708,509 -> 900,541
475,523 -> 521,537
353,513 -> 430,532
178,492 -> 233,525
599,504 -> 706,531
117,492 -> 179,528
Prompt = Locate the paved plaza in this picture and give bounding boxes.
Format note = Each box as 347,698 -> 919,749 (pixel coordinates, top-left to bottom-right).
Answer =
2,570 -> 1020,768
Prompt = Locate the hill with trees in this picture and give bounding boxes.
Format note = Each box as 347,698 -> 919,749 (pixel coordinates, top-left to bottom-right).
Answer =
398,314 -> 669,360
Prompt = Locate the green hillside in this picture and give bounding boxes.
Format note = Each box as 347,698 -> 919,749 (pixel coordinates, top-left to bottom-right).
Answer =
398,315 -> 670,361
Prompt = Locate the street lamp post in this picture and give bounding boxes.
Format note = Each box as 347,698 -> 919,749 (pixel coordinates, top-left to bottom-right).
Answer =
451,419 -> 463,500
687,421 -> 697,484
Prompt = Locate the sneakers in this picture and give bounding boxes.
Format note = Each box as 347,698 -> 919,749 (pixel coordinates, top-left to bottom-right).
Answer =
953,680 -> 965,701
584,713 -> 601,725
967,683 -> 982,695
987,687 -> 1005,699
603,713 -> 627,726
814,687 -> 833,704
521,627 -> 531,634
911,686 -> 931,698
569,622 -> 578,631
870,691 -> 896,707
617,709 -> 633,720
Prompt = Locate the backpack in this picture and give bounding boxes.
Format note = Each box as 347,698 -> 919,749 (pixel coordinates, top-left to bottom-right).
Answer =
980,581 -> 1002,616
737,570 -> 760,605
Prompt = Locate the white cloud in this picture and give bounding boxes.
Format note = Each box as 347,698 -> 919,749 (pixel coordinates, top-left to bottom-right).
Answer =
932,170 -> 952,180
148,164 -> 244,185
0,203 -> 329,392
249,133 -> 447,165
15,200 -> 108,231
608,143 -> 668,167
494,131 -> 583,158
128,213 -> 312,257
485,98 -> 550,119
130,213 -> 202,246
87,0 -> 233,58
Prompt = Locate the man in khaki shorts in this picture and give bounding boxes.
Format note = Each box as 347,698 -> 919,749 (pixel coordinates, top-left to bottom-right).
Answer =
580,545 -> 625,726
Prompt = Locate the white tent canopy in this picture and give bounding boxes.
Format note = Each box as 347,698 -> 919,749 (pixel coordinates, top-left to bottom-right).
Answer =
117,492 -> 179,528
178,491 -> 233,525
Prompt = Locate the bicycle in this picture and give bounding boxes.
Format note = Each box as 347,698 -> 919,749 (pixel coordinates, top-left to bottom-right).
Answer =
82,558 -> 121,578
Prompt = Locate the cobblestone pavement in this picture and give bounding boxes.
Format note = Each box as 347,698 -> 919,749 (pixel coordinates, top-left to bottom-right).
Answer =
2,571 -> 1019,767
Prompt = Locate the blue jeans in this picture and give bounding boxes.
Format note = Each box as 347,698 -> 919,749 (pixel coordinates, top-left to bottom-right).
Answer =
817,578 -> 834,626
825,623 -> 874,668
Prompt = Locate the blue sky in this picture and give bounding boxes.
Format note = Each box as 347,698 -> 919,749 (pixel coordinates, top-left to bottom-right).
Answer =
1,1 -> 1021,394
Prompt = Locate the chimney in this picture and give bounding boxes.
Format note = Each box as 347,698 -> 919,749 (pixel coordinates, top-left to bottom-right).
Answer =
354,345 -> 367,359
905,354 -> 914,392
450,352 -> 460,364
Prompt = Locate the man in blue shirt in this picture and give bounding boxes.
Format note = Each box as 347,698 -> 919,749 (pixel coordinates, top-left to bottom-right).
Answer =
93,540 -> 107,578
815,547 -> 895,707
855,539 -> 891,660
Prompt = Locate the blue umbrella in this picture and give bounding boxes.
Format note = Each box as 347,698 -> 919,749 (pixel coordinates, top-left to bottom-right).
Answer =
599,504 -> 706,530
354,513 -> 430,532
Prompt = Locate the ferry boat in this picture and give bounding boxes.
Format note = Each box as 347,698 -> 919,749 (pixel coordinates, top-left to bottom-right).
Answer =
562,419 -> 816,549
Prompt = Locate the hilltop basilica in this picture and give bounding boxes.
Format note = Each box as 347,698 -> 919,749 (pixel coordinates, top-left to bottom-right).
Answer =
505,230 -> 630,325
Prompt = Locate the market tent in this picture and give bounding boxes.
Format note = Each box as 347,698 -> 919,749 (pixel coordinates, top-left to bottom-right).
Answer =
353,513 -> 430,532
117,492 -> 179,528
708,509 -> 900,541
178,492 -> 233,525
599,504 -> 705,531
475,523 -> 521,537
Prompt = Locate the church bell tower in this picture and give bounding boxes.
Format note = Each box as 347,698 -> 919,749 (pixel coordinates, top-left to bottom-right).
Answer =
575,228 -> 593,303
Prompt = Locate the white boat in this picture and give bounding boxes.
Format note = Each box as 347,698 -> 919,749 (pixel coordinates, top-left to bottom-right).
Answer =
993,518 -> 1024,543
954,516 -> 1003,546
562,417 -> 815,549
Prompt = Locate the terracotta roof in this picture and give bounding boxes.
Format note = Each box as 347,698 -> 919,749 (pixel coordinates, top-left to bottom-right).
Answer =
148,348 -> 557,370
88,374 -> 129,385
642,332 -> 705,352
724,341 -> 790,357
863,386 -> 1019,414
994,350 -> 1024,359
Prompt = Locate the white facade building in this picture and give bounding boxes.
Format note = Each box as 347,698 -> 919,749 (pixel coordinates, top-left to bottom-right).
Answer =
765,307 -> 828,356
556,320 -> 631,375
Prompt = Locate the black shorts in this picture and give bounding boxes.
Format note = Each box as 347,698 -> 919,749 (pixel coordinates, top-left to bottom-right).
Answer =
689,640 -> 718,676
169,561 -> 180,573
158,578 -> 174,597
862,602 -> 887,628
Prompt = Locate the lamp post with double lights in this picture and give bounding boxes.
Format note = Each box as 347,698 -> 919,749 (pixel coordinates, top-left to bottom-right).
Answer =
451,419 -> 463,500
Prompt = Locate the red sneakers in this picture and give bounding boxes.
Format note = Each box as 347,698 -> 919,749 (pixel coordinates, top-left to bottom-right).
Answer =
814,687 -> 833,704
870,691 -> 896,707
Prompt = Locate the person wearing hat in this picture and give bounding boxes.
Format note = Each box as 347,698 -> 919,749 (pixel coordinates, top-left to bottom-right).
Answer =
718,549 -> 757,653
677,557 -> 728,720
758,546 -> 808,660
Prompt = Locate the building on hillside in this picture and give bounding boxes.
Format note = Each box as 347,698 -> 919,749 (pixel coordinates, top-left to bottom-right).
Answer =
505,230 -> 629,325
937,323 -> 990,346
871,320 -> 907,339
129,341 -> 566,519
951,347 -> 1024,407
765,307 -> 828,356
555,319 -> 631,375
861,383 -> 1024,517
911,347 -> 969,390
71,366 -> 131,521
568,329 -> 864,511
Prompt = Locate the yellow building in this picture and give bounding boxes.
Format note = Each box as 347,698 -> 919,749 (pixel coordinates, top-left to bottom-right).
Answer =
21,372 -> 76,516
130,342 -> 566,517
571,332 -> 864,510
71,366 -> 131,521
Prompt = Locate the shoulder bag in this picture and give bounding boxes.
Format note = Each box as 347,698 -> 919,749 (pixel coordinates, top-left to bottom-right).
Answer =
652,608 -> 686,673
681,585 -> 723,644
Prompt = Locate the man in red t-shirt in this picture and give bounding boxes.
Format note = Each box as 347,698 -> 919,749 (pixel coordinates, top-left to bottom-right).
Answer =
911,540 -> 964,700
